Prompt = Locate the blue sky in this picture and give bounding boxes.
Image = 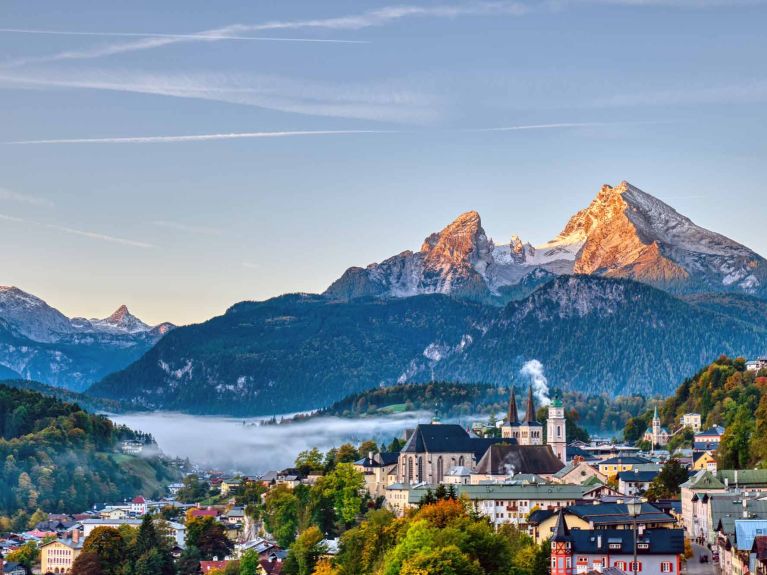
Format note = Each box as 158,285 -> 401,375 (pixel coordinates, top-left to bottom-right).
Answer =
1,0 -> 766,325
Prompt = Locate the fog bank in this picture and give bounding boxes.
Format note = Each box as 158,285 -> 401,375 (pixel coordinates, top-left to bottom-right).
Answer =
111,411 -> 434,474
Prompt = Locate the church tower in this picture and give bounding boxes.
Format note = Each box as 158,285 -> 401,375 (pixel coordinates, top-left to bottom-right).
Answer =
652,405 -> 661,450
547,393 -> 567,464
517,385 -> 543,445
550,508 -> 572,575
501,386 -> 520,440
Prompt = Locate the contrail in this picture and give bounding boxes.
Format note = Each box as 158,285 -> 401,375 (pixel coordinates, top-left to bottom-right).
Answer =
0,28 -> 369,44
3,129 -> 399,145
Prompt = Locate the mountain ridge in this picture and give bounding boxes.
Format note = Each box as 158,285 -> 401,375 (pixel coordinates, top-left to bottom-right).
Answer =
326,181 -> 767,302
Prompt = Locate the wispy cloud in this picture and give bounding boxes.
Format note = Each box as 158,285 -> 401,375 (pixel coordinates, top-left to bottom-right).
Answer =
0,3 -> 528,67
0,187 -> 54,207
0,213 -> 153,248
152,220 -> 223,236
3,129 -> 399,146
0,69 -> 440,123
466,122 -> 610,132
577,0 -> 765,7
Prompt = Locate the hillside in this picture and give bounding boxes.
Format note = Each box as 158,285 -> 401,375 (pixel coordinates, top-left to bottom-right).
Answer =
0,384 -> 180,518
0,378 -> 135,414
626,356 -> 767,468
89,276 -> 767,415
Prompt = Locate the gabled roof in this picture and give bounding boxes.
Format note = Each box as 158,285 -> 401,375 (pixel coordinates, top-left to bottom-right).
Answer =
680,470 -> 725,490
617,470 -> 660,483
599,456 -> 651,465
552,508 -> 569,542
717,469 -> 767,487
696,426 -> 725,437
735,520 -> 767,551
400,424 -> 471,454
569,528 -> 684,555
474,444 -> 565,476
565,502 -> 675,526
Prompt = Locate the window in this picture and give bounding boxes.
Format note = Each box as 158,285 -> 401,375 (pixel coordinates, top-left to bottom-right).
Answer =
615,561 -> 627,570
661,561 -> 673,573
630,561 -> 642,572
609,543 -> 621,550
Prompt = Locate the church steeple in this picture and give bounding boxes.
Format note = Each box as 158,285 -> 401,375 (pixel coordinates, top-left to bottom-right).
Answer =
508,386 -> 519,425
525,384 -> 536,424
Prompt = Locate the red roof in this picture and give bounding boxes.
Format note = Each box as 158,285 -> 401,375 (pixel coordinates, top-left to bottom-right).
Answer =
132,496 -> 146,504
190,508 -> 219,518
200,561 -> 229,573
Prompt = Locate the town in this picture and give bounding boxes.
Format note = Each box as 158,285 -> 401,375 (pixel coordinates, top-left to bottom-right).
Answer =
3,377 -> 766,575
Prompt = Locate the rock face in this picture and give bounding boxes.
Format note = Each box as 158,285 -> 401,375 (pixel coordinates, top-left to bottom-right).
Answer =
326,181 -> 767,301
0,286 -> 175,391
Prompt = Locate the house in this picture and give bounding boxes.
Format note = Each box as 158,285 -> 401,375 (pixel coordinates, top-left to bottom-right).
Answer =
81,518 -> 186,549
617,469 -> 659,496
3,562 -> 26,575
443,466 -> 472,485
694,425 -> 725,451
40,531 -> 83,574
405,483 -> 591,527
551,461 -> 606,486
692,450 -> 717,472
681,470 -> 727,542
751,535 -> 767,575
680,413 -> 702,433
716,519 -> 767,575
220,479 -> 241,497
529,502 -> 676,545
746,358 -> 767,372
353,451 -> 399,498
470,444 -> 565,483
130,496 -> 148,515
99,507 -> 128,520
597,455 -> 652,477
188,507 -> 220,520
549,509 -> 684,575
224,507 -> 245,526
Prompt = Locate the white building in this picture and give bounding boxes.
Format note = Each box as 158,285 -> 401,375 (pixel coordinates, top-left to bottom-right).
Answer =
81,518 -> 186,549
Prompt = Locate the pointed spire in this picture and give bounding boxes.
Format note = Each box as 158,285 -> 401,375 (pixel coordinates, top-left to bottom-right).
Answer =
653,405 -> 659,421
552,508 -> 570,542
508,386 -> 519,425
525,384 -> 536,424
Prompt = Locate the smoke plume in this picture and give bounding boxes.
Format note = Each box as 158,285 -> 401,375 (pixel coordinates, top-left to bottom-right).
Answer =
520,359 -> 550,407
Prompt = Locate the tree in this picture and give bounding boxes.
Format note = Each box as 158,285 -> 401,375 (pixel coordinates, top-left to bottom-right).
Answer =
284,526 -> 326,575
82,527 -> 127,575
186,517 -> 233,561
5,541 -> 38,575
240,549 -> 261,575
317,463 -> 364,526
134,548 -> 164,575
400,546 -> 483,575
176,475 -> 210,503
295,448 -> 325,476
71,551 -> 103,575
134,514 -> 160,557
264,485 -> 300,547
646,459 -> 689,501
176,546 -> 202,575
358,440 -> 378,457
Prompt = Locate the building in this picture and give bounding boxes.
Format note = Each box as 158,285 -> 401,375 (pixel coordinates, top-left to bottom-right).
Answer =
694,425 -> 725,451
551,461 -> 607,486
353,451 -> 399,498
129,496 -> 147,515
219,479 -> 241,497
549,509 -> 684,575
40,532 -> 83,574
2,562 -> 25,575
680,413 -> 702,433
529,502 -> 677,545
501,385 -> 543,446
618,469 -> 660,497
746,358 -> 767,372
81,518 -> 186,549
643,406 -> 670,447
693,450 -> 718,472
470,444 -> 565,483
716,519 -> 767,575
681,470 -> 727,542
597,455 -> 652,477
396,424 -> 514,484
402,483 -> 591,527
547,394 -> 567,463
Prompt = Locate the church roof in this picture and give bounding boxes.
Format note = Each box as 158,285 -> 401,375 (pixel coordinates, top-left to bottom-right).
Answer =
474,444 -> 565,476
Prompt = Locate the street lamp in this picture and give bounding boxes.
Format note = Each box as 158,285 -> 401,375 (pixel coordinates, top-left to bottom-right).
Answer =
626,498 -> 642,575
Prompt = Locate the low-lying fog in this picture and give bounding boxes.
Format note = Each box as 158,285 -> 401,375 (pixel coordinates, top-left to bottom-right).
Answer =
110,411 -> 437,474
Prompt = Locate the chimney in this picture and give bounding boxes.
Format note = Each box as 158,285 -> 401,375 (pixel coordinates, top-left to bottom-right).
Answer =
597,535 -> 602,549
72,529 -> 80,544
368,451 -> 374,462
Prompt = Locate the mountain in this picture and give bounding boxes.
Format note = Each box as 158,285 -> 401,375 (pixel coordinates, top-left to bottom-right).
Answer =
89,276 -> 767,415
326,181 -> 767,302
0,286 -> 175,391
0,383 -> 180,516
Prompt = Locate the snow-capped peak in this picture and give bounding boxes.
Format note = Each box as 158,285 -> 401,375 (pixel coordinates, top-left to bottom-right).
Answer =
91,305 -> 151,334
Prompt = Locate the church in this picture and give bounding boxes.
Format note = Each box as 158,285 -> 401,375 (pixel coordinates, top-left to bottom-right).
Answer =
502,385 -> 568,464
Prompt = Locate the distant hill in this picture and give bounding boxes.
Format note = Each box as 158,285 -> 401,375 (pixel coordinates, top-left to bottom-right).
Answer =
624,356 -> 767,468
0,378 -> 135,414
0,383 -> 180,517
0,286 -> 174,391
89,276 -> 767,416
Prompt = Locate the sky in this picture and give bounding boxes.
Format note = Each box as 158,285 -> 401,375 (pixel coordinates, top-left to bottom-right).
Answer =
1,0 -> 766,325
